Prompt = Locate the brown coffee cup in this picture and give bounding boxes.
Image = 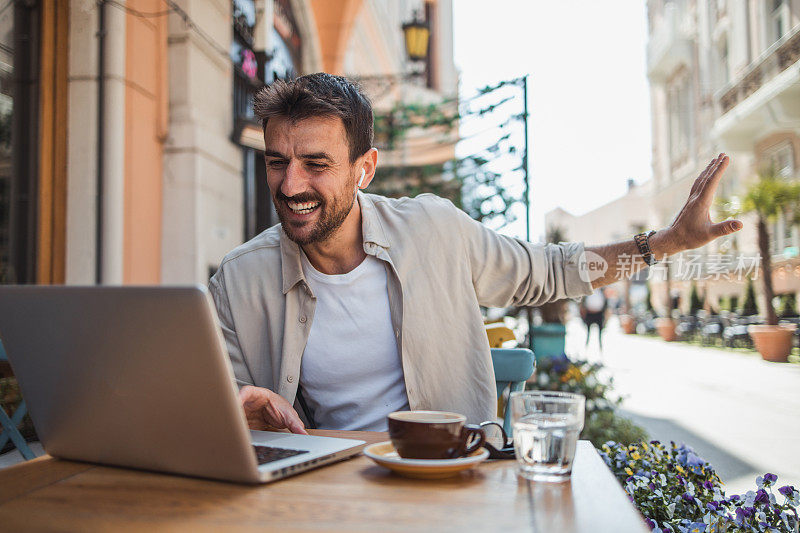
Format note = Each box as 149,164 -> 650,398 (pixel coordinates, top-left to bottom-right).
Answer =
387,410 -> 486,459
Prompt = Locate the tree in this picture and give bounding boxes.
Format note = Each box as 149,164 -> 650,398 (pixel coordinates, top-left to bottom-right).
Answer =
778,294 -> 798,318
719,166 -> 800,325
645,282 -> 654,313
741,277 -> 758,316
536,225 -> 569,324
689,283 -> 704,315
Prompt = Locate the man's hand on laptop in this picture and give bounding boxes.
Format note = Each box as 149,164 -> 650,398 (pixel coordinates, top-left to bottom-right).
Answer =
239,385 -> 309,435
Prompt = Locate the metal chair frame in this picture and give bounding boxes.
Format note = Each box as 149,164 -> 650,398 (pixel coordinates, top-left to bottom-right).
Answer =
0,340 -> 36,460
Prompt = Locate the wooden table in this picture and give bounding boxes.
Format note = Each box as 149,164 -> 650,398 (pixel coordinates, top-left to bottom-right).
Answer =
0,430 -> 649,532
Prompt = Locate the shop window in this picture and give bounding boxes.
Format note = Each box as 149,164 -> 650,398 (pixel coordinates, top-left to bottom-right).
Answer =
1,3 -> 40,284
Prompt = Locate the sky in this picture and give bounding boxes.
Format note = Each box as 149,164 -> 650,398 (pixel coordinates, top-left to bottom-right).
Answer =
452,0 -> 653,242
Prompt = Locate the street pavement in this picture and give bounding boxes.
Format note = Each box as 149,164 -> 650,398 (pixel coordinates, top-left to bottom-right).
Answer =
570,316 -> 800,496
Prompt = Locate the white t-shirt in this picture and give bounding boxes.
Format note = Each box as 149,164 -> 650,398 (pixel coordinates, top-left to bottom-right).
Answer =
299,252 -> 409,431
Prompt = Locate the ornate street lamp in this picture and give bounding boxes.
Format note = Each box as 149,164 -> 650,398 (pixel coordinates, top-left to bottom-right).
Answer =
402,11 -> 430,62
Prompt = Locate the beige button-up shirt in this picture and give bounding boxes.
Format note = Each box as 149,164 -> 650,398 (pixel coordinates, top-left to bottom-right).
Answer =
208,193 -> 593,425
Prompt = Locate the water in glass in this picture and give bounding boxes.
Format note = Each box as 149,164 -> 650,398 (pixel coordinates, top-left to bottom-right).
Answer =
510,390 -> 585,482
513,412 -> 581,481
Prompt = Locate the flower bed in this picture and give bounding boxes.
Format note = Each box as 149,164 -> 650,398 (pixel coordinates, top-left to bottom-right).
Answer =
599,440 -> 799,532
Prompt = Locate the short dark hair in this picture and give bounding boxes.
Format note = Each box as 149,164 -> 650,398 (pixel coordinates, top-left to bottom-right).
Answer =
253,73 -> 374,163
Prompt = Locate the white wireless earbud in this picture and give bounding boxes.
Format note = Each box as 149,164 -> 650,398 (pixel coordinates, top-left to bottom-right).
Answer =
357,168 -> 366,188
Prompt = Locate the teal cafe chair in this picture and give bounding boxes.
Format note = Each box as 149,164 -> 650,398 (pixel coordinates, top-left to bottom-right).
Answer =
490,348 -> 535,437
0,339 -> 36,460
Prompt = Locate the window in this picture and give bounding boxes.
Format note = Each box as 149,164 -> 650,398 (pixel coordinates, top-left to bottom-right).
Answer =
770,0 -> 789,44
715,0 -> 727,19
668,74 -> 691,166
766,142 -> 795,179
766,142 -> 798,254
1,3 -> 40,283
717,40 -> 729,87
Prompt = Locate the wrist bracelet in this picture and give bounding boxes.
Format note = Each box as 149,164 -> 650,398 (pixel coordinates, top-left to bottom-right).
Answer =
634,230 -> 657,266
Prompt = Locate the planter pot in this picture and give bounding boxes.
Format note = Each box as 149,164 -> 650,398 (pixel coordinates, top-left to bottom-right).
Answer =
531,323 -> 566,361
748,324 -> 796,363
655,318 -> 677,342
619,315 -> 636,335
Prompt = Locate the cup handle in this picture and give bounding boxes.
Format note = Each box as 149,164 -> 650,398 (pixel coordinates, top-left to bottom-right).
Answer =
459,424 -> 486,456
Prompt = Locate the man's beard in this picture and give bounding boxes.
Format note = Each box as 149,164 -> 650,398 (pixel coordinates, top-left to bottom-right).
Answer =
273,187 -> 356,245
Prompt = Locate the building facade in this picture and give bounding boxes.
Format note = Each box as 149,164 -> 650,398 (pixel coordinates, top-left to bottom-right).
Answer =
0,0 -> 457,287
647,0 -> 800,311
550,1 -> 800,314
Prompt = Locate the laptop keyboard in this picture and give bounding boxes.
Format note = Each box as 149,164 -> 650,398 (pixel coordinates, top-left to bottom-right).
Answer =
252,445 -> 309,465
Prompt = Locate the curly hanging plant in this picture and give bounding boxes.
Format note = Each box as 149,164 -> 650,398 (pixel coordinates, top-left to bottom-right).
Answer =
719,166 -> 800,326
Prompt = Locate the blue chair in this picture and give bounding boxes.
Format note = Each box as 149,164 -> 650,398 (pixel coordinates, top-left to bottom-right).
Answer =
0,340 -> 36,460
491,348 -> 535,437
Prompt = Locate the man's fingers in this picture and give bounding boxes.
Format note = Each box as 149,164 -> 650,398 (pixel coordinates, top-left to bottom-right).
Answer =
691,156 -> 720,195
711,219 -> 743,237
699,154 -> 729,204
239,386 -> 256,404
286,417 -> 309,435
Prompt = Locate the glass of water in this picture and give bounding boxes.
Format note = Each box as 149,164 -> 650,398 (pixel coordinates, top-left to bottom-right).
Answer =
510,390 -> 585,482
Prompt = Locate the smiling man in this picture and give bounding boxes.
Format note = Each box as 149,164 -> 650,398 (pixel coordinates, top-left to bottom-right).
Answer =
209,73 -> 741,433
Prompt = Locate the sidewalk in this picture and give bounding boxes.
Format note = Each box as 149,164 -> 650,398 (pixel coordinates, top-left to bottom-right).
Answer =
570,316 -> 800,495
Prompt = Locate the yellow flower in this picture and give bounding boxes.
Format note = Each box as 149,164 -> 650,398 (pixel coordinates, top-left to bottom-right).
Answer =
560,366 -> 583,383
642,442 -> 649,451
676,465 -> 686,475
631,452 -> 641,461
625,467 -> 633,476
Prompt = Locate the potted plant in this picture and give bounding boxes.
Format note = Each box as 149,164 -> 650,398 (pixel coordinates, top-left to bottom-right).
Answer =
778,293 -> 799,318
618,278 -> 636,335
531,300 -> 568,360
721,167 -> 800,362
740,277 -> 758,316
619,312 -> 636,334
655,264 -> 678,341
688,282 -> 704,315
530,225 -> 570,359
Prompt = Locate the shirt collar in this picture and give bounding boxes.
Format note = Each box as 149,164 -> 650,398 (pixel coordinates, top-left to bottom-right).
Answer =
280,192 -> 390,294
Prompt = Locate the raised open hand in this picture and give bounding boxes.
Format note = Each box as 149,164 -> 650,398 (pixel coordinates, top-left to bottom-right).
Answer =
660,154 -> 743,254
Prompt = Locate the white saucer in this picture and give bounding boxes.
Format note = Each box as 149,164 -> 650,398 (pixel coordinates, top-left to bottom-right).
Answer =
363,441 -> 489,479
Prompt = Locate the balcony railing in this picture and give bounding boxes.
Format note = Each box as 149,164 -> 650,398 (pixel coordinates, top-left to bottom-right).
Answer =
647,2 -> 693,82
718,24 -> 800,114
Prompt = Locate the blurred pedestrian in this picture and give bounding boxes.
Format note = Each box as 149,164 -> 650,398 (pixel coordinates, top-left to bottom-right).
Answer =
581,288 -> 608,354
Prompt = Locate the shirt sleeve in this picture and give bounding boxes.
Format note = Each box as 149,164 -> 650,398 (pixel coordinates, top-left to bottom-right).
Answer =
208,268 -> 256,388
448,200 -> 594,308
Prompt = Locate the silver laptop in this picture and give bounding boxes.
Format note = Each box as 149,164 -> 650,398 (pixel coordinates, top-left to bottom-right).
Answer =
0,285 -> 364,484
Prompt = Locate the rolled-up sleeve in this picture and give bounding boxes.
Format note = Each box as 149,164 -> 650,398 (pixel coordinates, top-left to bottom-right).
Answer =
208,269 -> 255,388
450,203 -> 593,307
